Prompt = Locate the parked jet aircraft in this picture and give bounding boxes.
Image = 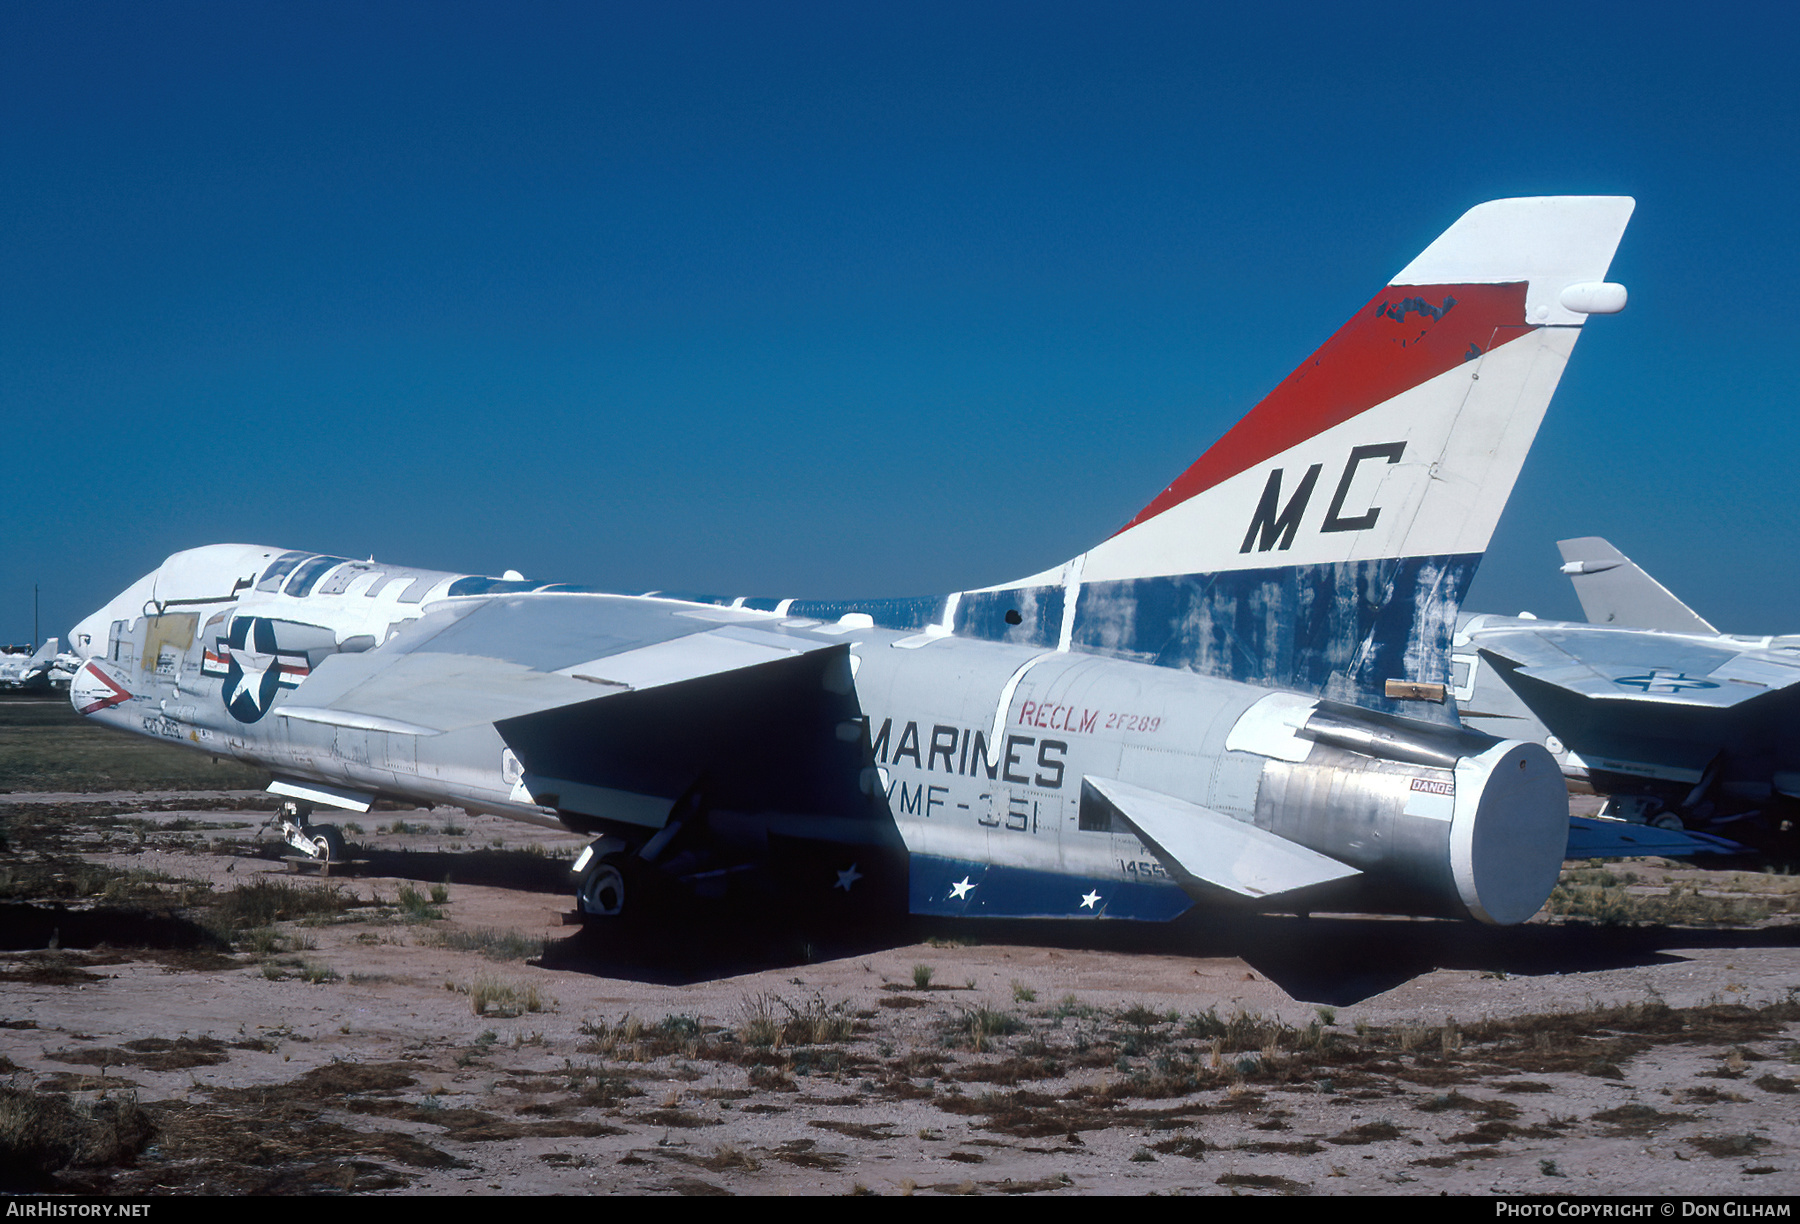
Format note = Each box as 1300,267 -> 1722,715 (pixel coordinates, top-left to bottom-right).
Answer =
1458,538 -> 1798,854
69,197 -> 1638,927
0,639 -> 69,692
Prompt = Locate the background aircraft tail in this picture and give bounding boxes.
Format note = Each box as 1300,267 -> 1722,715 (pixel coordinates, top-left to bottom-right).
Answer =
1558,536 -> 1716,633
953,197 -> 1636,717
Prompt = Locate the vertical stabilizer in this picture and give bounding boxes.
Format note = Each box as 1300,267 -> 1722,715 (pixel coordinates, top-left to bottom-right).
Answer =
953,197 -> 1635,717
1557,537 -> 1715,633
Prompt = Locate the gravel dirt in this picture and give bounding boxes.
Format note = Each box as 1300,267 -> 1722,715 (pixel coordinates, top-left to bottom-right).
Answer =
2,794 -> 1797,1197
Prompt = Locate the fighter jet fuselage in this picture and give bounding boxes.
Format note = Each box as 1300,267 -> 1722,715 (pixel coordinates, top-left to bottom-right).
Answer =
70,545 -> 1565,925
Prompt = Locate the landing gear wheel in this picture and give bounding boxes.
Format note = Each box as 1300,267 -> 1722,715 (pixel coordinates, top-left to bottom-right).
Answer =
576,854 -> 628,918
1649,812 -> 1686,832
310,824 -> 347,863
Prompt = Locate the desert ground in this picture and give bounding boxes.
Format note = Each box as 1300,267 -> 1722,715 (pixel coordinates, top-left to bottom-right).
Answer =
2,698 -> 1798,1197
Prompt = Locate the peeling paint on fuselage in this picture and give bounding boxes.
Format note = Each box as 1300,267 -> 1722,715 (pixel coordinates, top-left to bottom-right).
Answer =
718,554 -> 1479,723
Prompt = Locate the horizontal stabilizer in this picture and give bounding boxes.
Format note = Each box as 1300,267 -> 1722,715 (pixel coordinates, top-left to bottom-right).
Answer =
1565,815 -> 1744,859
1557,537 -> 1715,633
1082,776 -> 1359,899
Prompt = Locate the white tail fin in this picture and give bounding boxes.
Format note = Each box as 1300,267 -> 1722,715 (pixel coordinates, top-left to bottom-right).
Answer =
1558,537 -> 1715,633
949,198 -> 1636,712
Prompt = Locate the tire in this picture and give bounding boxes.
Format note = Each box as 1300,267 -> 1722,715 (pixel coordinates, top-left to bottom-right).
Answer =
310,824 -> 348,862
1649,812 -> 1687,832
576,854 -> 629,918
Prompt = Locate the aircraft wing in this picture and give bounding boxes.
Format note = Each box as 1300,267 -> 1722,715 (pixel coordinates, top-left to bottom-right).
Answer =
1473,624 -> 1800,710
279,594 -> 852,735
278,594 -> 869,830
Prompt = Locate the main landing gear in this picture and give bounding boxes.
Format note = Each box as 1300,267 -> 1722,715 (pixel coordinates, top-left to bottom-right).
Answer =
571,785 -> 709,922
572,837 -> 633,920
276,799 -> 348,863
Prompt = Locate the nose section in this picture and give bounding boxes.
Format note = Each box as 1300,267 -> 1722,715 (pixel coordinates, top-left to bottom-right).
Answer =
70,657 -> 134,716
72,545 -> 278,663
70,544 -> 281,716
65,563 -> 163,717
70,563 -> 160,663
68,593 -> 140,664
69,607 -> 110,660
67,583 -> 145,717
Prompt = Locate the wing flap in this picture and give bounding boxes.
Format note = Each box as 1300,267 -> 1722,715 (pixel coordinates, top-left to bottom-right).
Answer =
1083,776 -> 1360,899
500,644 -> 871,831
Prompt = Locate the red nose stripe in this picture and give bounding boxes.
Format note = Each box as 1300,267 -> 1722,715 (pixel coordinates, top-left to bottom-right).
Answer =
76,662 -> 133,714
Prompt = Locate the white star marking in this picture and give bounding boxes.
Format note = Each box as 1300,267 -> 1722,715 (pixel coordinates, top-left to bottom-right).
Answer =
949,877 -> 975,900
834,863 -> 862,892
1079,890 -> 1102,909
229,643 -> 275,711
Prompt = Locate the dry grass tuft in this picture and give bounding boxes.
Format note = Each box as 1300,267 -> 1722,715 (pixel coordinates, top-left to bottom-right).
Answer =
430,927 -> 545,962
0,1088 -> 152,1185
394,884 -> 443,922
1689,1132 -> 1771,1159
209,880 -> 352,940
955,1006 -> 1026,1053
578,1014 -> 706,1061
1545,866 -> 1782,926
737,993 -> 856,1049
1215,1171 -> 1309,1194
466,976 -> 549,1017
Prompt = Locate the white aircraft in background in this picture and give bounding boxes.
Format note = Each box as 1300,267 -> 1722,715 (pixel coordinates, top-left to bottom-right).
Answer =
70,197 -> 1646,927
0,639 -> 74,692
1459,538 -> 1796,857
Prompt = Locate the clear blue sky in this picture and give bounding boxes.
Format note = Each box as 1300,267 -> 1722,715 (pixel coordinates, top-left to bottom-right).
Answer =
5,2 -> 1796,646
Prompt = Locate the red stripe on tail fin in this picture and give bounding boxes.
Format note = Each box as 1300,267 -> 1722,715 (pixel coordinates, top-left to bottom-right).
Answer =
1120,281 -> 1531,532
